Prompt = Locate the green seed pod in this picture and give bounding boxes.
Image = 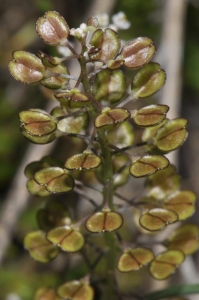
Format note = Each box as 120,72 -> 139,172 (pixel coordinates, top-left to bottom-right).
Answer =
65,151 -> 102,171
55,89 -> 90,109
41,64 -> 70,89
87,17 -> 99,29
129,155 -> 169,178
19,109 -> 57,136
132,63 -> 166,98
107,121 -> 134,148
34,167 -> 74,194
37,51 -> 61,68
36,11 -> 70,45
26,178 -> 51,197
86,209 -> 123,233
132,105 -> 169,127
24,230 -> 59,263
94,107 -> 130,130
146,165 -> 181,200
155,118 -> 188,152
89,28 -> 120,61
9,51 -> 45,84
53,107 -> 88,134
93,69 -> 126,103
167,224 -> 199,255
149,250 -> 185,280
163,190 -> 196,221
118,247 -> 154,272
139,208 -> 178,231
120,37 -> 156,69
57,280 -> 94,300
47,226 -> 84,252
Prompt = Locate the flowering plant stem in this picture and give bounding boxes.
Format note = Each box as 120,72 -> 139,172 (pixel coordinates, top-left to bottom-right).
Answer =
79,47 -> 116,299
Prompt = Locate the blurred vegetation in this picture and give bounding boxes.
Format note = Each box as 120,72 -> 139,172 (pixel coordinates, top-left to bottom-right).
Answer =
0,0 -> 199,299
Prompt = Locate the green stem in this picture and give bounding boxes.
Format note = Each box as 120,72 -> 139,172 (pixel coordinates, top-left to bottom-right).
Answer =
143,284 -> 199,300
79,48 -> 116,299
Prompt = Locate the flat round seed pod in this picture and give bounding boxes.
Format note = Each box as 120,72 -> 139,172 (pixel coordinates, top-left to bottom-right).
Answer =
47,226 -> 84,252
167,224 -> 199,255
65,152 -> 101,171
55,90 -> 89,108
95,108 -> 130,129
19,109 -> 57,136
46,173 -> 74,194
93,69 -> 126,103
21,126 -> 57,144
37,51 -> 61,68
118,247 -> 154,272
56,112 -> 88,134
36,11 -> 70,45
139,208 -> 178,231
155,118 -> 188,152
130,155 -> 169,177
132,63 -> 166,98
24,230 -> 59,263
164,190 -> 196,221
89,28 -> 120,61
120,37 -> 156,69
86,210 -> 123,233
34,167 -> 64,185
149,250 -> 185,280
107,121 -> 134,149
57,280 -> 94,300
41,64 -> 70,89
132,105 -> 169,127
9,51 -> 45,84
27,178 -> 51,197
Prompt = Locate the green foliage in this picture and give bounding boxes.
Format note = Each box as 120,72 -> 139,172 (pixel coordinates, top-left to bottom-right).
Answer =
8,9 -> 199,300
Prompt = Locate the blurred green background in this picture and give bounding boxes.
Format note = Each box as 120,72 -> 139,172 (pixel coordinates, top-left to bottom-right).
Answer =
0,0 -> 199,299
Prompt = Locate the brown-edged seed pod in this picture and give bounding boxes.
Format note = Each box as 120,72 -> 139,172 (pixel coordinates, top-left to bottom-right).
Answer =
94,108 -> 130,130
89,28 -> 120,61
47,226 -> 85,252
34,167 -> 74,194
65,151 -> 102,171
129,155 -> 169,178
167,223 -> 199,255
149,250 -> 185,280
118,247 -> 154,272
93,69 -> 126,103
139,208 -> 178,231
86,210 -> 123,233
19,109 -> 57,136
36,11 -> 70,45
9,51 -> 45,84
57,280 -> 94,300
120,37 -> 156,69
132,63 -> 166,98
132,104 -> 169,127
24,230 -> 59,263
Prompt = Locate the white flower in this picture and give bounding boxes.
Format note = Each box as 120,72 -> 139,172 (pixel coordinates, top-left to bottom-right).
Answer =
70,27 -> 86,39
112,12 -> 131,30
80,23 -> 88,33
95,13 -> 109,28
